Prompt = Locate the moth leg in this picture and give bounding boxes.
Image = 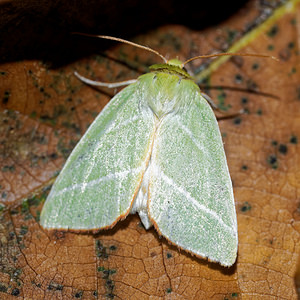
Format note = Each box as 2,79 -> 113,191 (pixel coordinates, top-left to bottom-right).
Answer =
201,91 -> 219,109
74,71 -> 137,88
201,92 -> 244,120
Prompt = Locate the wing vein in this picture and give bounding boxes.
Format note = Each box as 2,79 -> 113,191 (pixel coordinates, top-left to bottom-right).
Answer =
54,166 -> 143,197
160,170 -> 234,235
176,116 -> 206,153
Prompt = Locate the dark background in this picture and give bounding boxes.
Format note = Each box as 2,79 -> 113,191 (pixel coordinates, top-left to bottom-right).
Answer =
0,0 -> 250,65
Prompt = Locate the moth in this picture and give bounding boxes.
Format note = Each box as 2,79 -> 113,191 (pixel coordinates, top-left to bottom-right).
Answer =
40,35 -> 272,267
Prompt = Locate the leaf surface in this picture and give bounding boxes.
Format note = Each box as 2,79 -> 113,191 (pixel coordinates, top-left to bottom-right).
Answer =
0,1 -> 300,299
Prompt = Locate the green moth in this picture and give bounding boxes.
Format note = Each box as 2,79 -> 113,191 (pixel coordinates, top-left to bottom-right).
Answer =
40,35 -> 238,267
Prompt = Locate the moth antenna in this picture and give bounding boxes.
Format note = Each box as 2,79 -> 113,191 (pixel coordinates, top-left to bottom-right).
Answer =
183,52 -> 279,67
73,32 -> 168,63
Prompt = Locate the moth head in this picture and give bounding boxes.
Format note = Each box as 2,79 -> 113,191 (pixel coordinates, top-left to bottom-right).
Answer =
166,58 -> 183,68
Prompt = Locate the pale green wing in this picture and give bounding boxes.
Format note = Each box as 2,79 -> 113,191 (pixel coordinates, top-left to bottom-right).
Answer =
41,82 -> 155,230
148,83 -> 237,267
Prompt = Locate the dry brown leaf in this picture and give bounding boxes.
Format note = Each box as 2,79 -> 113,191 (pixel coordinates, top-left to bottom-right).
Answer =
0,1 -> 300,299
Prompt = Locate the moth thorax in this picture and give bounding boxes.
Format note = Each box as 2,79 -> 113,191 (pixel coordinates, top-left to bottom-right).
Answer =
147,91 -> 182,119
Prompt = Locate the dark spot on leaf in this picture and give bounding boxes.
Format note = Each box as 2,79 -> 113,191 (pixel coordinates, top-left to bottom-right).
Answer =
216,90 -> 231,111
267,44 -> 274,51
103,269 -> 116,279
74,291 -> 83,298
267,154 -> 278,169
290,135 -> 298,144
233,117 -> 241,125
109,245 -> 117,251
271,140 -> 278,146
267,25 -> 279,37
27,194 -> 45,207
106,280 -> 113,286
40,114 -> 56,125
241,202 -> 251,212
241,97 -> 248,104
8,232 -> 15,241
0,283 -> 7,292
50,152 -> 58,159
289,67 -> 296,75
166,252 -> 173,259
20,225 -> 28,235
241,165 -> 248,170
166,288 -> 172,293
2,165 -> 15,172
234,74 -> 243,84
278,144 -> 288,155
256,108 -> 262,115
10,209 -> 18,215
98,267 -> 116,298
252,62 -> 259,70
3,90 -> 10,104
11,288 -> 20,296
226,29 -> 238,45
288,41 -> 295,49
95,240 -> 108,259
